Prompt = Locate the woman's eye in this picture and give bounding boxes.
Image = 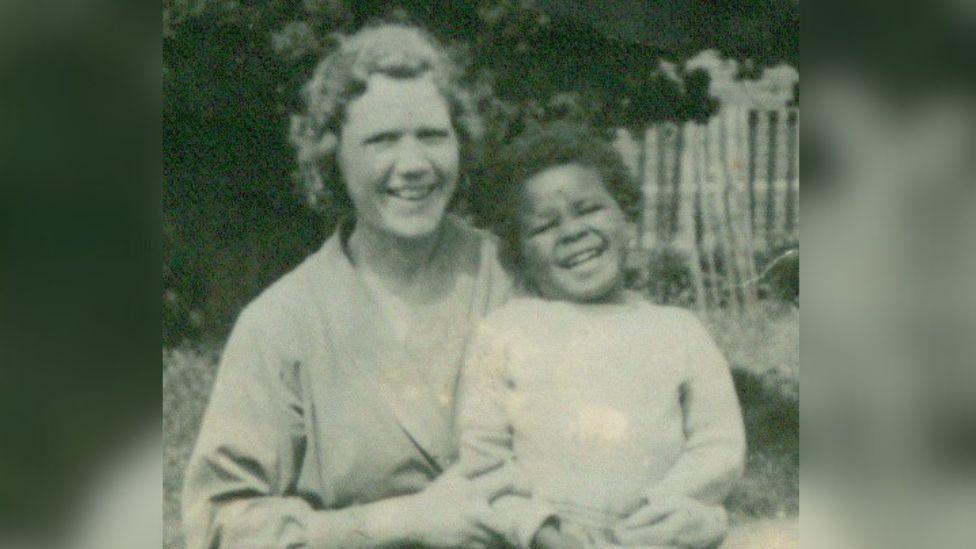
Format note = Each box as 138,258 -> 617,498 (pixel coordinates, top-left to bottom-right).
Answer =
363,132 -> 399,146
417,128 -> 450,142
578,203 -> 605,215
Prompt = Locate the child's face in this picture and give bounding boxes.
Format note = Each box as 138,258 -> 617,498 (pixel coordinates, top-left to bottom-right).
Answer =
518,163 -> 629,302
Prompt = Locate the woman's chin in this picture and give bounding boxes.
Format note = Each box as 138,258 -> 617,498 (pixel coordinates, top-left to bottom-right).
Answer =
380,216 -> 447,241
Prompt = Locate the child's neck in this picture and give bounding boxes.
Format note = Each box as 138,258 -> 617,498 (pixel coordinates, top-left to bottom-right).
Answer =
535,285 -> 636,307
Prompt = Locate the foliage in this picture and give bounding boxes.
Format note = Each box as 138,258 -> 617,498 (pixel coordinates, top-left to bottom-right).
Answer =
756,240 -> 799,305
628,246 -> 697,307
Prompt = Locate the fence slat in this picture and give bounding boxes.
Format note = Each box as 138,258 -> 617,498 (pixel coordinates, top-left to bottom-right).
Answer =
696,122 -> 723,311
708,115 -> 741,315
752,110 -> 770,247
747,109 -> 759,235
785,108 -> 799,240
719,108 -> 755,312
679,123 -> 707,315
773,107 -> 790,244
731,106 -> 761,308
657,124 -> 678,241
669,127 -> 684,241
764,110 -> 780,249
642,126 -> 660,248
719,112 -> 744,312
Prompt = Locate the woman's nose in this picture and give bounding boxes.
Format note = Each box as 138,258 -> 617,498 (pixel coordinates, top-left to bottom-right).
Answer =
393,136 -> 432,179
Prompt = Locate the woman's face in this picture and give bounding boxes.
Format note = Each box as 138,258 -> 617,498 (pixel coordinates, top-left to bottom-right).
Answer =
337,74 -> 460,241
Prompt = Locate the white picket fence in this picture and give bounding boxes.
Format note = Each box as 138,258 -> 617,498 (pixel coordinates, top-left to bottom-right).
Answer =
615,106 -> 799,312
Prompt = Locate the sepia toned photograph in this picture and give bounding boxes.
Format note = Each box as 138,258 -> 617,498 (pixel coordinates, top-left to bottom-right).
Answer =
163,2 -> 799,548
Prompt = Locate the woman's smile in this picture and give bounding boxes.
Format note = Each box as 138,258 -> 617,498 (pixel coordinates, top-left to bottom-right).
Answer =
384,181 -> 441,202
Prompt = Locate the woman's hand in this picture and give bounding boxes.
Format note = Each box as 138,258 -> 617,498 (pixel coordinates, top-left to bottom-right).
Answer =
610,495 -> 727,548
405,463 -> 529,548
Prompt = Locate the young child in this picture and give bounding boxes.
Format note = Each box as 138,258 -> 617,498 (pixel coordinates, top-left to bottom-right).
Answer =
458,122 -> 746,549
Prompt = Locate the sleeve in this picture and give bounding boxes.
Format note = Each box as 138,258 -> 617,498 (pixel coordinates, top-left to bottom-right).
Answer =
181,307 -> 317,549
648,312 -> 747,505
455,322 -> 556,548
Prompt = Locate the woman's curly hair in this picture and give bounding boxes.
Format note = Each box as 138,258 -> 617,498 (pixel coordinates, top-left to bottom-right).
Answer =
471,121 -> 641,273
290,21 -> 485,213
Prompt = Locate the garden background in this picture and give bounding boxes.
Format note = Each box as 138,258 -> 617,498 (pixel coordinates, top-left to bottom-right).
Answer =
163,1 -> 799,547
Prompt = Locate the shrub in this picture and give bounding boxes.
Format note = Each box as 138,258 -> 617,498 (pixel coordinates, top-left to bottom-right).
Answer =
643,247 -> 696,306
754,239 -> 799,305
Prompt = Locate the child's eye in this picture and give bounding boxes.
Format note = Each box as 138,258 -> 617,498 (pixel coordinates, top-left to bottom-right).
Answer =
363,131 -> 400,146
417,128 -> 451,142
527,221 -> 557,236
577,203 -> 605,215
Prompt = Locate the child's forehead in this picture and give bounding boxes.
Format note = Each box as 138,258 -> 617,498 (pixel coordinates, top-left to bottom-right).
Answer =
520,163 -> 610,204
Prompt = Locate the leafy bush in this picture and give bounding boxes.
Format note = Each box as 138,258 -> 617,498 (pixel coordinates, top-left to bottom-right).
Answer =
632,246 -> 697,306
754,239 -> 799,305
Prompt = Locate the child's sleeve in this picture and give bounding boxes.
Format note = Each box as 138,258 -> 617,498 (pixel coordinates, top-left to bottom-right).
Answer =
456,321 -> 557,548
649,311 -> 747,505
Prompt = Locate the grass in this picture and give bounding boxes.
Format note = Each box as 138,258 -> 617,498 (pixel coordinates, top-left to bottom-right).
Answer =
707,302 -> 800,523
163,345 -> 219,549
162,302 -> 798,548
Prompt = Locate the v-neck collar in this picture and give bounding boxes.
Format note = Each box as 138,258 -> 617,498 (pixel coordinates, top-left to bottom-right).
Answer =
306,217 -> 479,470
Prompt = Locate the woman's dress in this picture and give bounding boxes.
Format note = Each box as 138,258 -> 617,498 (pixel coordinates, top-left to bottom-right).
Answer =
182,215 -> 510,548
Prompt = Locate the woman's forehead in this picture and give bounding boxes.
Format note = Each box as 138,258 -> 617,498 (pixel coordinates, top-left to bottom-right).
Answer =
342,74 -> 452,133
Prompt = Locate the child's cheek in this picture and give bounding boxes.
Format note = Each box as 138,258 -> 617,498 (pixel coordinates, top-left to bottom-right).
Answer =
524,239 -> 554,272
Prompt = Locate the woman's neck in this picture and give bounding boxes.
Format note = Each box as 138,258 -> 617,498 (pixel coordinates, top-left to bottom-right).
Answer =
346,219 -> 445,287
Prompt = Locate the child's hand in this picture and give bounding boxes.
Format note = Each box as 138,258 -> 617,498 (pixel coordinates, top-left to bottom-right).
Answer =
610,495 -> 727,548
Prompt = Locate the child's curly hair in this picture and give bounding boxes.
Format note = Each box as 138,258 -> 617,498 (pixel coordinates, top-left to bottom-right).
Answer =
471,121 -> 640,273
290,20 -> 484,213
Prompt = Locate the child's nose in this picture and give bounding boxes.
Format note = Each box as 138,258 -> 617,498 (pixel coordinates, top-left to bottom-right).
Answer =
558,218 -> 588,244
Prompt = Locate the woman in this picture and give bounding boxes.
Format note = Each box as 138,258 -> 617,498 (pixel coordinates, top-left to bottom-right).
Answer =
182,23 -> 530,548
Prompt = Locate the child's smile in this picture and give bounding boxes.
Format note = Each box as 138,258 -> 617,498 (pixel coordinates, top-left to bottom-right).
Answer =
518,163 -> 630,302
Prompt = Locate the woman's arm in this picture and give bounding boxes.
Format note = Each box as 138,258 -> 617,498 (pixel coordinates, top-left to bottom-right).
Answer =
183,307 -> 522,549
181,307 -> 353,549
181,309 -> 422,549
